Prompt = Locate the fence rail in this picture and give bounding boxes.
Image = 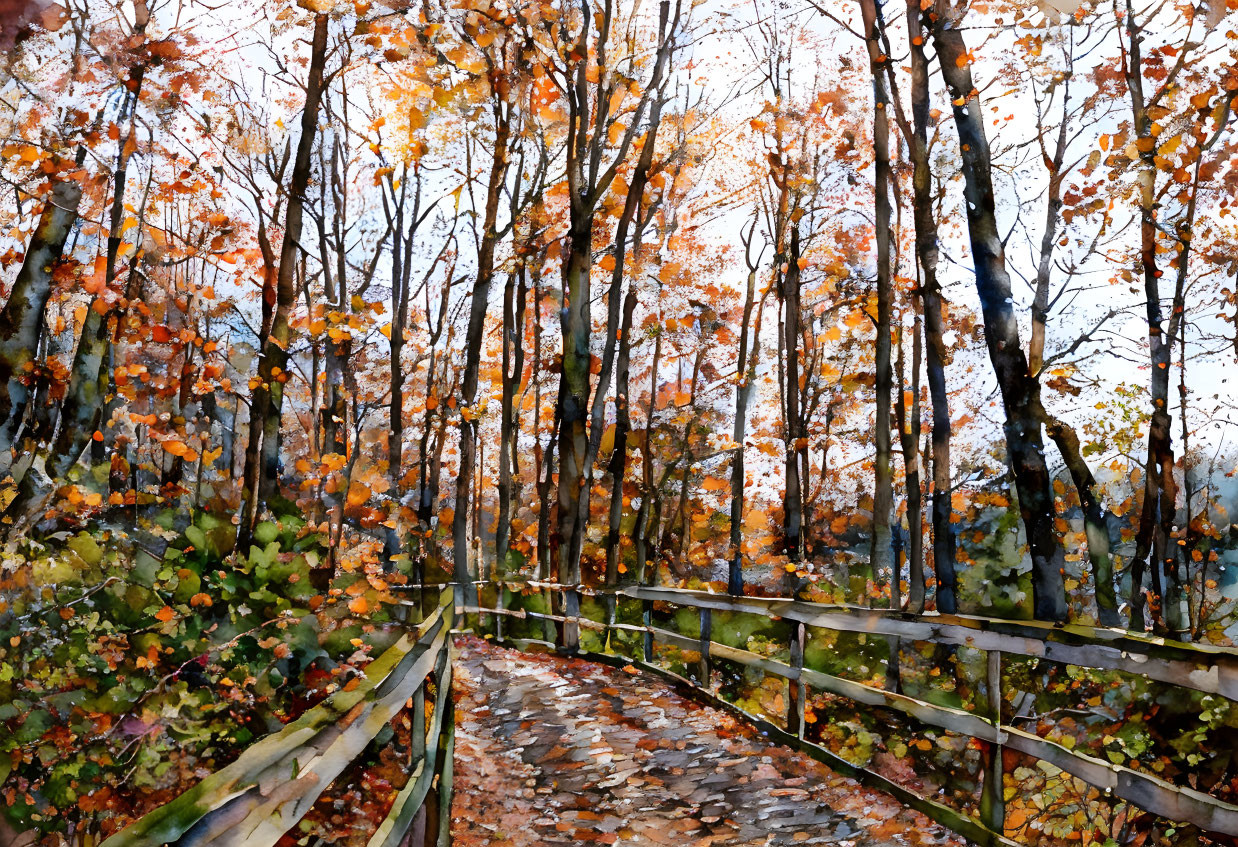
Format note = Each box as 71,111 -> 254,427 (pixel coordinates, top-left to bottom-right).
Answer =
98,577 -> 1238,846
629,585 -> 1238,699
101,587 -> 457,847
454,579 -> 1238,845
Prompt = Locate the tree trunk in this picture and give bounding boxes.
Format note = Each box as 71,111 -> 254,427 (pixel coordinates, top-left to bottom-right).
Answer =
46,76 -> 147,489
931,3 -> 1067,621
729,236 -> 762,595
237,215 -> 278,549
862,0 -> 895,609
0,165 -> 84,464
1041,412 -> 1118,624
551,0 -> 677,641
384,166 -> 426,568
879,0 -> 957,613
385,294 -> 406,564
670,345 -> 707,576
453,107 -> 510,609
898,319 -> 926,612
1122,0 -> 1177,633
781,228 -> 805,569
530,269 -> 557,641
1160,151 -> 1204,635
553,221 -> 593,645
583,80 -> 666,512
635,329 -> 663,585
497,263 -> 528,575
605,289 -> 637,589
320,143 -> 351,465
238,11 -> 329,547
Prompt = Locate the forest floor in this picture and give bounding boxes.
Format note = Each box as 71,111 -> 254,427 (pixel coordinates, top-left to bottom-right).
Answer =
450,637 -> 968,847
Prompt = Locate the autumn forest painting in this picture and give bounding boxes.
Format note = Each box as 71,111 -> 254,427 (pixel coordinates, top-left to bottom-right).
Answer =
1,0 -> 1237,843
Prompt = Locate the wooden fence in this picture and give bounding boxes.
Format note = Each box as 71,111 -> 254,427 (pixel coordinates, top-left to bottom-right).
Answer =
94,577 -> 1238,847
100,587 -> 457,847
455,579 -> 1238,847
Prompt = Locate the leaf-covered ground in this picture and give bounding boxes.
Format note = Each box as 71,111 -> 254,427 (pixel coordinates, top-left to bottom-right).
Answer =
450,637 -> 967,846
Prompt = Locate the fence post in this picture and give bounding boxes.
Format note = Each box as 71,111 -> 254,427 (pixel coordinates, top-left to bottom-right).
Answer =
542,585 -> 556,643
409,803 -> 427,847
435,702 -> 455,847
495,581 -> 505,643
410,680 -> 426,764
698,607 -> 712,688
980,649 -> 1005,835
604,591 -> 617,650
562,586 -> 580,653
428,644 -> 456,847
642,599 -> 654,662
788,620 -> 806,738
885,636 -> 902,694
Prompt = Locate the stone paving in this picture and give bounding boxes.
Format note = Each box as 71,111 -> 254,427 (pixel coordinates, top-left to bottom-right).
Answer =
450,637 -> 967,846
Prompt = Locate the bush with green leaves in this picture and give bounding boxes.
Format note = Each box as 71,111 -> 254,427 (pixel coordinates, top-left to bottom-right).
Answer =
0,511 -> 396,841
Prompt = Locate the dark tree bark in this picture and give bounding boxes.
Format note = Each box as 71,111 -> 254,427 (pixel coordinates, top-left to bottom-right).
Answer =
411,259 -> 455,584
878,1 -> 956,613
0,167 -> 84,464
453,103 -> 511,609
238,12 -> 329,548
381,161 -> 428,569
529,264 -> 559,640
586,104 -> 664,472
497,260 -> 529,575
781,227 -> 806,570
386,172 -> 413,492
495,140 -> 546,577
45,66 -> 148,492
729,220 -> 765,595
605,289 -> 638,589
1119,0 -> 1201,633
634,328 -> 663,585
861,0 -> 895,609
238,211 -> 279,541
551,0 -> 678,648
604,289 -> 635,642
897,317 -> 925,612
554,217 -> 593,623
931,1 -> 1067,621
668,344 -> 707,576
161,290 -> 200,489
581,79 -> 666,588
319,139 -> 354,465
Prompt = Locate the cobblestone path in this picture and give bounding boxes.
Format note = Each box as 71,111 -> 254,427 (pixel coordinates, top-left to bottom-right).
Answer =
450,637 -> 966,847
